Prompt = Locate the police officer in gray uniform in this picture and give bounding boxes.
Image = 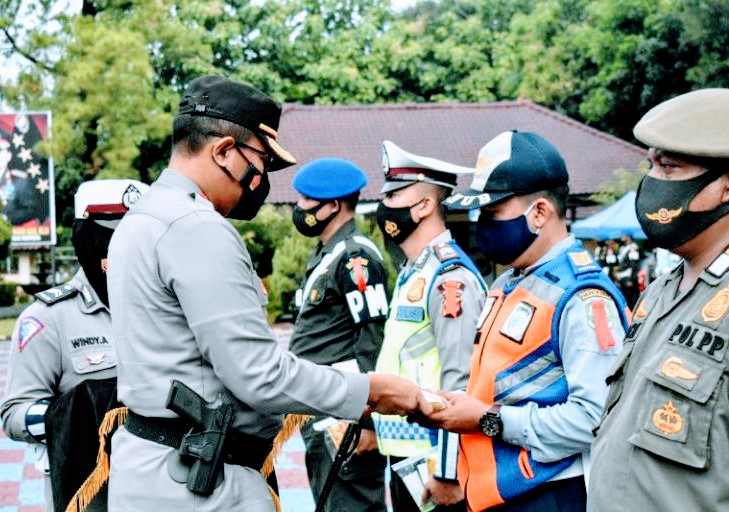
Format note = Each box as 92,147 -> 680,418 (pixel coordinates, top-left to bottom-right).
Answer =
589,89 -> 729,511
290,158 -> 389,511
105,75 -> 433,512
0,179 -> 148,512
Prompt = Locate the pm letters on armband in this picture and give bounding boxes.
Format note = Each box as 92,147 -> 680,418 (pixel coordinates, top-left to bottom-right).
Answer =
345,283 -> 388,323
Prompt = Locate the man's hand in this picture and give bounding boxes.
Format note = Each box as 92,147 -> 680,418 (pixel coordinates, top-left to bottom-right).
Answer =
367,374 -> 433,416
412,391 -> 489,434
354,428 -> 379,455
422,478 -> 464,506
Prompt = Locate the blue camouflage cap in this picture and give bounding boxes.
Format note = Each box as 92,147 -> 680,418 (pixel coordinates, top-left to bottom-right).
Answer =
293,158 -> 368,200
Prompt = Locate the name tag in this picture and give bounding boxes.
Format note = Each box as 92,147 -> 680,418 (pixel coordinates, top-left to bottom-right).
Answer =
396,306 -> 425,322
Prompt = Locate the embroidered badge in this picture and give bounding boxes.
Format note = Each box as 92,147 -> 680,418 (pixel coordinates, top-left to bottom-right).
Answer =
701,286 -> 729,324
18,316 -> 44,351
652,400 -> 684,436
660,356 -> 698,381
384,220 -> 400,239
569,251 -> 593,267
586,298 -> 617,351
634,299 -> 648,319
309,288 -> 320,303
439,281 -> 465,318
645,207 -> 683,224
305,213 -> 317,227
407,277 -> 426,303
500,302 -> 535,343
414,246 -> 432,270
578,288 -> 610,301
346,256 -> 369,293
396,305 -> 425,322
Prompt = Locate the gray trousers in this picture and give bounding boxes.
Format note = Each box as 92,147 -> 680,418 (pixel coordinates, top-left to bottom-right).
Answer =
301,422 -> 386,512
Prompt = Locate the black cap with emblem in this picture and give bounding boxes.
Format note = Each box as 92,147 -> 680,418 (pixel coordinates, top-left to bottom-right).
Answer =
177,75 -> 296,172
444,130 -> 568,211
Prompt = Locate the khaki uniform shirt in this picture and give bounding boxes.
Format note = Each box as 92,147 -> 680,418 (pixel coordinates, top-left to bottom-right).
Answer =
589,250 -> 729,511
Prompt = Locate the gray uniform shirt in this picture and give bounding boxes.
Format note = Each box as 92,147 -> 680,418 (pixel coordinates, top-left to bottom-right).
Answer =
589,252 -> 729,511
107,169 -> 369,439
1,270 -> 115,441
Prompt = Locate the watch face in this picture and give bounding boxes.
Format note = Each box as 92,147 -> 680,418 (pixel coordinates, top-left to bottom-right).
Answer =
480,414 -> 502,437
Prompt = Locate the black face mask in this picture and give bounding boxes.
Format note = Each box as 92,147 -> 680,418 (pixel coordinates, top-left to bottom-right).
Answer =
636,172 -> 729,249
292,201 -> 337,237
72,219 -> 114,306
226,164 -> 270,221
376,199 -> 423,244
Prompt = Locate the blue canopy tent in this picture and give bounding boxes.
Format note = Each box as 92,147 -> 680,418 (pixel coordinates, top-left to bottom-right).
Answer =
570,191 -> 646,240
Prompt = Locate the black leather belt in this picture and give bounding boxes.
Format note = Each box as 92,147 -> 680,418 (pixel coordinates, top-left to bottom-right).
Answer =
125,410 -> 273,470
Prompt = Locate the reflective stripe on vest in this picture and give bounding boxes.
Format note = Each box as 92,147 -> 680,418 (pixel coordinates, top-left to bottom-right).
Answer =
374,258 -> 440,457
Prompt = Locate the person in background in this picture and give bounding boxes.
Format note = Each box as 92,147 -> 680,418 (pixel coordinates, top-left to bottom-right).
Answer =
373,141 -> 487,512
1,179 -> 149,512
289,157 -> 388,511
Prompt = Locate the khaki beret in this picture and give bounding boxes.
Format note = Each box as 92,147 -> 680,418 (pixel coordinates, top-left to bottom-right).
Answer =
634,88 -> 729,158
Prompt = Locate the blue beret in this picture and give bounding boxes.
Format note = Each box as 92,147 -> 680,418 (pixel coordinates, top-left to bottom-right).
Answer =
293,158 -> 368,200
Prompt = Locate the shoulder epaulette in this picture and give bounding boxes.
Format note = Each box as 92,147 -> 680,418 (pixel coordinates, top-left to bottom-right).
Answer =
35,283 -> 78,305
434,242 -> 459,263
566,250 -> 601,276
706,248 -> 729,278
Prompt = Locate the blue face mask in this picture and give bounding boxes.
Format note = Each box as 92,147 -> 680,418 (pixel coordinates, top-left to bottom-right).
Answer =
476,202 -> 539,265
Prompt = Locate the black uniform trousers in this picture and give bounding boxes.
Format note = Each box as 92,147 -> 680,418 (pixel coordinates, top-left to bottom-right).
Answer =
301,421 -> 386,512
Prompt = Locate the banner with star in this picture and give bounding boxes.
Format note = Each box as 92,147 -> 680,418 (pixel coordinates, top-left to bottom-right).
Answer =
0,112 -> 56,247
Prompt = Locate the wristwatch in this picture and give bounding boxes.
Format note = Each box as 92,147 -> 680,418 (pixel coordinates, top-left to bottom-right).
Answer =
479,405 -> 503,437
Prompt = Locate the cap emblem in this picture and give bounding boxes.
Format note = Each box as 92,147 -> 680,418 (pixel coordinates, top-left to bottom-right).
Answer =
385,220 -> 400,238
122,184 -> 143,209
645,207 -> 682,224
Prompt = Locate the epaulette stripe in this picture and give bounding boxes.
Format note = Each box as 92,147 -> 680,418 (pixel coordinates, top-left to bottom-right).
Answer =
34,284 -> 78,305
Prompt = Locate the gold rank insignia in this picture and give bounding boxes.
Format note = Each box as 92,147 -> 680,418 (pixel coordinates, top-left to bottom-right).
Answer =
645,207 -> 683,224
569,251 -> 593,267
701,285 -> 729,324
633,299 -> 648,319
660,356 -> 698,381
652,400 -> 684,436
407,277 -> 426,303
385,220 -> 400,238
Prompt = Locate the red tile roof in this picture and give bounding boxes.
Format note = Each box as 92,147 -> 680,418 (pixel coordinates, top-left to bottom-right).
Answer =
269,100 -> 645,204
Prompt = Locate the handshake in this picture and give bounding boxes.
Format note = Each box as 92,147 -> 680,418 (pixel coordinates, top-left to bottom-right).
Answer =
366,374 -> 491,434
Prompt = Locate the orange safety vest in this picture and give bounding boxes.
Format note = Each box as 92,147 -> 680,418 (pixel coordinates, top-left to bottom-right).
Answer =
458,245 -> 629,511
